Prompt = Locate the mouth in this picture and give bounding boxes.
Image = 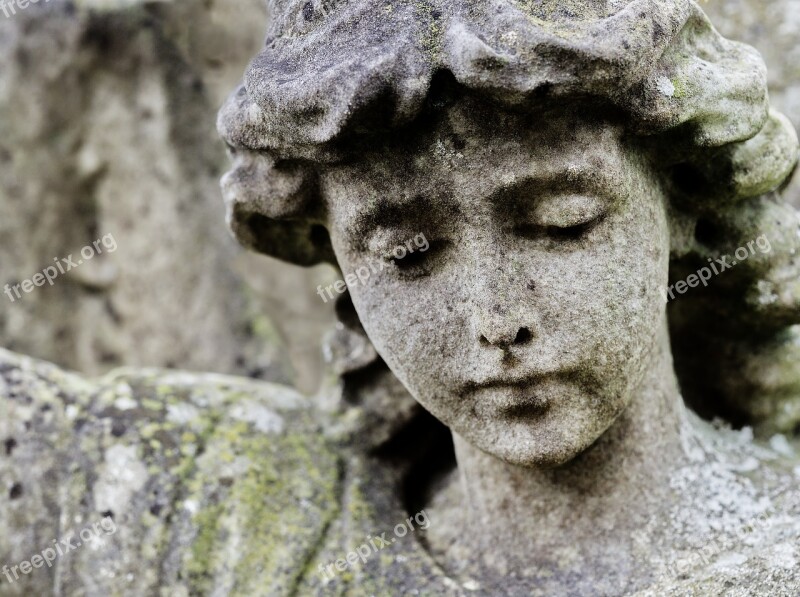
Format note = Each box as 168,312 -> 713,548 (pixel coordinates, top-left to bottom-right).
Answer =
464,376 -> 555,419
497,386 -> 551,418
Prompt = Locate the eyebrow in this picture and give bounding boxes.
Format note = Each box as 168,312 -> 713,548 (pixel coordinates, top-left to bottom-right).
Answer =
348,194 -> 454,243
488,162 -> 623,210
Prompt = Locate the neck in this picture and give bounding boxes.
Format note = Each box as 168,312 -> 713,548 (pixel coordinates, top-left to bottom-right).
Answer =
452,324 -> 690,574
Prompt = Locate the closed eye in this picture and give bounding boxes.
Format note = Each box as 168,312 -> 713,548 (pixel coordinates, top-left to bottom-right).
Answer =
514,195 -> 607,241
514,213 -> 605,241
392,248 -> 428,269
385,240 -> 448,275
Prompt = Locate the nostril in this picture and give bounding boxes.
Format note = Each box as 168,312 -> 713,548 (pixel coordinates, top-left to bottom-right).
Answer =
514,327 -> 532,344
479,327 -> 532,348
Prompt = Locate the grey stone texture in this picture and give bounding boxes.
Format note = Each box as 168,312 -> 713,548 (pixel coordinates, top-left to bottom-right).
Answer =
0,347 -> 436,596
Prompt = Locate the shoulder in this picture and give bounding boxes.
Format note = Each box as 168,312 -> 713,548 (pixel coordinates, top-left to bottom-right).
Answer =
0,348 -> 336,594
0,348 -> 459,595
639,416 -> 800,596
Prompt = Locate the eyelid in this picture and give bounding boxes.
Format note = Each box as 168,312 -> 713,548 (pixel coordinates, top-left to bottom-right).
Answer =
528,195 -> 607,228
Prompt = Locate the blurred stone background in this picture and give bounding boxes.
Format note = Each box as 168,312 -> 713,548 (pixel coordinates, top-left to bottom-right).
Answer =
0,0 -> 338,395
0,0 -> 796,396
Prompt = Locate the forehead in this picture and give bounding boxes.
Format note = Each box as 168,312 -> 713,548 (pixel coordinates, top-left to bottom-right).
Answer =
321,105 -> 632,232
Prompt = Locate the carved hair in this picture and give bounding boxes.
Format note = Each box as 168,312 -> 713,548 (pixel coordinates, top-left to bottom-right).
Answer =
218,0 -> 800,432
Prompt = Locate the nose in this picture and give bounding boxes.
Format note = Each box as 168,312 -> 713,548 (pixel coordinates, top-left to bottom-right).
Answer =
473,291 -> 538,350
467,237 -> 539,351
478,319 -> 533,350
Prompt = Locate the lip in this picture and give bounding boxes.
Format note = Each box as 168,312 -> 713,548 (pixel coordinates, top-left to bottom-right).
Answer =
464,375 -> 556,418
462,371 -> 556,391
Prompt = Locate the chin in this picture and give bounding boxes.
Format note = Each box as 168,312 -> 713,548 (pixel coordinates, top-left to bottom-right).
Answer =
472,423 -> 599,469
495,448 -> 577,469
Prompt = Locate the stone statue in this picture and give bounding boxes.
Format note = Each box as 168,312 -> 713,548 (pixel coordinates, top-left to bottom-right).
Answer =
3,0 -> 800,595
217,0 -> 800,593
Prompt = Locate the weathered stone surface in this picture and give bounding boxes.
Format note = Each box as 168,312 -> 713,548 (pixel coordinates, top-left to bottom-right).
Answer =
0,347 -> 461,595
0,348 -> 314,594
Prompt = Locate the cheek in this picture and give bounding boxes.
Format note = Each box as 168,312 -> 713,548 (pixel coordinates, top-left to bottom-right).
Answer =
346,273 -> 456,388
335,254 -> 474,420
324,230 -> 442,392
538,200 -> 669,388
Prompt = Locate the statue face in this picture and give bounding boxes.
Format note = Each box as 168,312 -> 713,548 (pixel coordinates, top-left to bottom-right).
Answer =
323,105 -> 671,467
